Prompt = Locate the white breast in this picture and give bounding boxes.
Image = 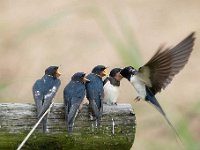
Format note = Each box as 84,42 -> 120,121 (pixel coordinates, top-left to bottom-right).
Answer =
103,81 -> 119,105
130,75 -> 146,99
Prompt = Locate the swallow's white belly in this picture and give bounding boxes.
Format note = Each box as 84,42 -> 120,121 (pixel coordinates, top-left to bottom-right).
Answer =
130,75 -> 146,99
103,81 -> 119,104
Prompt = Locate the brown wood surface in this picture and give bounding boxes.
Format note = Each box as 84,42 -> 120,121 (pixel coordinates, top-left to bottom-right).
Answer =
0,103 -> 136,134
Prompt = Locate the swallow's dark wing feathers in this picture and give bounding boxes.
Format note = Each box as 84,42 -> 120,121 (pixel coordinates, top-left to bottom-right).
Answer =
43,80 -> 61,102
32,80 -> 44,115
86,74 -> 104,109
40,80 -> 61,116
38,79 -> 61,118
63,81 -> 86,133
67,102 -> 80,126
138,32 -> 195,95
64,82 -> 85,108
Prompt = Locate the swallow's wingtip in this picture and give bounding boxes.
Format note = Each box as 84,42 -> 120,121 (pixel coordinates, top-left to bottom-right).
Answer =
190,31 -> 196,38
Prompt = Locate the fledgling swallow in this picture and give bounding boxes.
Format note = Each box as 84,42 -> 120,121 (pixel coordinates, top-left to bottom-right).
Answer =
120,32 -> 195,138
86,65 -> 108,127
32,66 -> 61,133
103,68 -> 123,105
64,72 -> 90,134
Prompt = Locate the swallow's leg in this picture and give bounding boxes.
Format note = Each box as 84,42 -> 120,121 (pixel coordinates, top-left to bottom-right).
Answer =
109,102 -> 117,105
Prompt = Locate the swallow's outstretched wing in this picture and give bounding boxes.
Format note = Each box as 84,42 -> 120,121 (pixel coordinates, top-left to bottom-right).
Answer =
137,32 -> 195,95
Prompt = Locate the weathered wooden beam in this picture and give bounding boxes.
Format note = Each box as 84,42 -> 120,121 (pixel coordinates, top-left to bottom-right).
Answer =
0,103 -> 136,150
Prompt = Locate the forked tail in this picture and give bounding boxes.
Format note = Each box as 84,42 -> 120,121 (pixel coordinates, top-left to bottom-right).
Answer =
145,94 -> 184,147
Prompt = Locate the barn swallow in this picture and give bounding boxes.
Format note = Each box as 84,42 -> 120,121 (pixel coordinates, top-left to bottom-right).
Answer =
64,72 -> 90,134
120,32 -> 195,138
32,66 -> 61,133
103,68 -> 123,105
86,65 -> 108,127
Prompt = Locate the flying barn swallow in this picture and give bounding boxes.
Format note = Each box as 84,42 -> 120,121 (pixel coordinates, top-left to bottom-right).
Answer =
32,66 -> 61,133
64,72 -> 90,134
120,32 -> 195,137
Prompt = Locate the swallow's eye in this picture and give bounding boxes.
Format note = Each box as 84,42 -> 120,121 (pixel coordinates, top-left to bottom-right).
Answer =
130,69 -> 136,74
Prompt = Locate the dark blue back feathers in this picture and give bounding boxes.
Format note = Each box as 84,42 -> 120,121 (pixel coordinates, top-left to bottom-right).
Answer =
64,81 -> 86,108
86,73 -> 104,109
32,75 -> 61,102
145,86 -> 166,116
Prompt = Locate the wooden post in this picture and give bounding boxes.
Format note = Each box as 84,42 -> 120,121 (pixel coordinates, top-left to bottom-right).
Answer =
0,103 -> 136,150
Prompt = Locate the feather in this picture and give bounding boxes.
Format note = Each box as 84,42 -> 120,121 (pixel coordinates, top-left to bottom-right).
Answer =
138,32 -> 195,95
145,87 -> 182,144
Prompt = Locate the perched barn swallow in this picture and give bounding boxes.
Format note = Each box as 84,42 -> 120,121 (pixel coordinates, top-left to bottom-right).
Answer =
32,66 -> 61,133
86,65 -> 108,127
120,32 -> 195,137
64,72 -> 90,134
103,68 -> 123,105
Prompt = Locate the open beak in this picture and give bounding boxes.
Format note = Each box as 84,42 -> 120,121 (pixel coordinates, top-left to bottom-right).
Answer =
56,69 -> 62,77
119,71 -> 123,77
102,68 -> 109,76
116,72 -> 123,81
118,73 -> 123,78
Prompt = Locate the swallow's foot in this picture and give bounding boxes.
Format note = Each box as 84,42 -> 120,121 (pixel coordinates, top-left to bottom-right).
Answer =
110,102 -> 117,105
104,102 -> 111,105
105,102 -> 117,105
103,101 -> 107,104
134,96 -> 141,102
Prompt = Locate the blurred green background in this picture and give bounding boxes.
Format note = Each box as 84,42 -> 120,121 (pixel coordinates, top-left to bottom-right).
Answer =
0,0 -> 200,149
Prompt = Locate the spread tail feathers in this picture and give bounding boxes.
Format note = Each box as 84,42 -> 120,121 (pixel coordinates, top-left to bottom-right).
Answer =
145,94 -> 183,146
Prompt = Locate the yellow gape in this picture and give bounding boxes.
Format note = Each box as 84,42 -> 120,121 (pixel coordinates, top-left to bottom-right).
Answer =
102,68 -> 109,76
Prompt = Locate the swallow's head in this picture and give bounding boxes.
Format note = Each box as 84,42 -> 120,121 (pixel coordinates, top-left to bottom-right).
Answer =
92,65 -> 108,77
109,68 -> 123,81
45,66 -> 61,78
72,72 -> 90,83
120,66 -> 137,81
